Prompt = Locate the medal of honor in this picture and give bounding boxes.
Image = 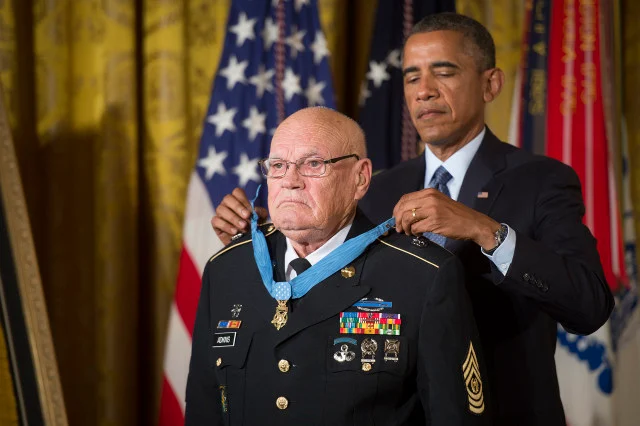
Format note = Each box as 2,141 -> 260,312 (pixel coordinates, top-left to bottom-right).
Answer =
271,300 -> 288,330
248,186 -> 395,333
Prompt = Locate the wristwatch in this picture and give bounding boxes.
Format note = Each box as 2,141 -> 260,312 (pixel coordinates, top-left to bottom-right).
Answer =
485,224 -> 508,255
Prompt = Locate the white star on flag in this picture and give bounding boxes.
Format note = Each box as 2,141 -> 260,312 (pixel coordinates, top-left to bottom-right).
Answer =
249,65 -> 275,98
386,49 -> 402,68
207,103 -> 237,136
282,68 -> 302,101
294,0 -> 310,12
262,17 -> 279,49
233,153 -> 261,187
366,61 -> 390,88
229,12 -> 257,46
305,77 -> 326,106
286,26 -> 306,58
358,81 -> 371,107
311,31 -> 329,64
219,55 -> 249,90
197,146 -> 228,180
242,107 -> 267,141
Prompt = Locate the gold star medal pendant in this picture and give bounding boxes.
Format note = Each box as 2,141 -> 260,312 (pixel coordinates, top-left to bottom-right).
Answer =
271,300 -> 289,330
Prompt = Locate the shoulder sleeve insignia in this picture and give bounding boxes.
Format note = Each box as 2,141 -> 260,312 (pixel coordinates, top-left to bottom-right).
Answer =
462,342 -> 485,414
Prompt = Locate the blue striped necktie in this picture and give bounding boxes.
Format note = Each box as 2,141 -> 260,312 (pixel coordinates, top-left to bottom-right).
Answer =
425,165 -> 452,246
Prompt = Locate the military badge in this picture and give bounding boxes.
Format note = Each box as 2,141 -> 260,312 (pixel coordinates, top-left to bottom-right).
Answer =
231,304 -> 242,318
217,320 -> 242,329
339,312 -> 401,335
361,338 -> 378,363
383,339 -> 400,362
353,297 -> 392,312
333,344 -> 356,363
462,342 -> 485,414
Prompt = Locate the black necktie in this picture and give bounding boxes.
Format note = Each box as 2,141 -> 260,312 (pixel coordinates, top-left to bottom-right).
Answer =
289,257 -> 311,276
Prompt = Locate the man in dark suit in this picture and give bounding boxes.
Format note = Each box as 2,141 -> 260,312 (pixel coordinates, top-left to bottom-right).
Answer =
210,13 -> 614,426
186,107 -> 491,425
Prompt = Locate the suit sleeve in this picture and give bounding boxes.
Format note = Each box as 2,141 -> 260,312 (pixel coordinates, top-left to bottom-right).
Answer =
417,255 -> 493,426
184,262 -> 223,425
495,163 -> 614,335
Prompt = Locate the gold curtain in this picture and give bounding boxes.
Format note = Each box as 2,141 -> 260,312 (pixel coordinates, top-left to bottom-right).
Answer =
624,0 -> 640,240
1,1 -> 638,425
456,0 -> 526,142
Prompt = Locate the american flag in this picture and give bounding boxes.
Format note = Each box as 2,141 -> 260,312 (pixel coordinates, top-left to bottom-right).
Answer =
358,0 -> 454,171
158,0 -> 335,423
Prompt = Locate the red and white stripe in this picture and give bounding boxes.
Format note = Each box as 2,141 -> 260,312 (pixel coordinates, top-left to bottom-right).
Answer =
159,171 -> 224,425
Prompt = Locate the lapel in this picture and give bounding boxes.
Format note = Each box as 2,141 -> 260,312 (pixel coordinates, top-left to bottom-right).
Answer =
445,128 -> 509,253
273,210 -> 374,346
404,154 -> 427,192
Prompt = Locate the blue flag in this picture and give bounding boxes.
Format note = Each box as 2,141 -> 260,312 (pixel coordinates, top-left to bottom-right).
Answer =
358,0 -> 455,171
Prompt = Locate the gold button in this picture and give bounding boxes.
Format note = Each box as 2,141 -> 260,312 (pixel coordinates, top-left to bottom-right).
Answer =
362,362 -> 372,372
278,359 -> 290,372
341,266 -> 356,278
276,396 -> 289,410
216,357 -> 222,367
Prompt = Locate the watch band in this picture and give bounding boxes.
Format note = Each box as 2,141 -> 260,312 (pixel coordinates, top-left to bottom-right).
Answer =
485,224 -> 508,255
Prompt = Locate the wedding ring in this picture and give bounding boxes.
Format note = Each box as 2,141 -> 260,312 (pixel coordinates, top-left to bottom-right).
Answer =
411,208 -> 417,218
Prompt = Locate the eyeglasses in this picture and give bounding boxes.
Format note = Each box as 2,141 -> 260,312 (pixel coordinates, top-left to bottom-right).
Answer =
258,154 -> 360,178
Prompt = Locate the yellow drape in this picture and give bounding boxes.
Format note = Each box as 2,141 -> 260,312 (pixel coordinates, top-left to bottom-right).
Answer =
456,0 -> 526,142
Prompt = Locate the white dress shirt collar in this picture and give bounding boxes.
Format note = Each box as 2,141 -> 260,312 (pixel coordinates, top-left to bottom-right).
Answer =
284,223 -> 353,280
423,127 -> 486,201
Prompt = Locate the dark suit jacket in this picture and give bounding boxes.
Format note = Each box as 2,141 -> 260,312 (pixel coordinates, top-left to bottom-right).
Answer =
185,212 -> 493,426
359,128 -> 615,426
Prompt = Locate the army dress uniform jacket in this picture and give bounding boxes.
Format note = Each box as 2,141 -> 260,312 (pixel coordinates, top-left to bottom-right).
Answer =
359,128 -> 615,426
185,212 -> 492,426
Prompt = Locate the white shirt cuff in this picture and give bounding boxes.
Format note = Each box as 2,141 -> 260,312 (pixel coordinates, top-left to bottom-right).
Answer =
481,224 -> 516,275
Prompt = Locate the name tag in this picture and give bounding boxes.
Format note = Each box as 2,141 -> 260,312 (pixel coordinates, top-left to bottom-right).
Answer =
213,332 -> 237,348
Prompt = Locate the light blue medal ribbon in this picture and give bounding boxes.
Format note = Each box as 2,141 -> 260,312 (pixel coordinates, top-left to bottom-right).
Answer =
249,186 -> 395,301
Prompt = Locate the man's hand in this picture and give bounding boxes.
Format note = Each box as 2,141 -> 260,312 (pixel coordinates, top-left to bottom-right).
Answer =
392,188 -> 500,250
211,188 -> 269,245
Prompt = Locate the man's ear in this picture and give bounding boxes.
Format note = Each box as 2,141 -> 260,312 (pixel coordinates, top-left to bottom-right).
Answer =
354,159 -> 372,201
483,67 -> 504,103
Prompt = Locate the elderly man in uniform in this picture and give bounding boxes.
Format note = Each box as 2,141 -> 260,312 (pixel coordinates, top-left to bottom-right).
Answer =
185,107 -> 491,425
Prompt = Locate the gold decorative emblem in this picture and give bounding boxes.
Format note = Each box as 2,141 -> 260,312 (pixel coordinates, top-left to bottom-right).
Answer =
271,300 -> 288,330
361,362 -> 372,372
462,342 -> 485,414
278,359 -> 290,373
219,385 -> 228,412
276,396 -> 289,410
341,265 -> 356,278
384,339 -> 400,362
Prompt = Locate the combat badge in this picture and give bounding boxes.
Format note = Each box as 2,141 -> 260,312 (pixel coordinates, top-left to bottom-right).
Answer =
383,339 -> 400,362
353,297 -> 392,312
462,342 -> 485,414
